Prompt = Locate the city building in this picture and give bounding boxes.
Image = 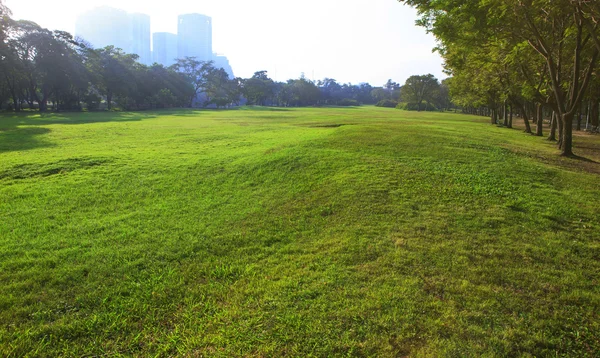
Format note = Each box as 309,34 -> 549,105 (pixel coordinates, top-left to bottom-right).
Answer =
76,7 -> 234,75
75,7 -> 131,52
177,14 -> 212,62
153,32 -> 178,67
75,7 -> 152,65
213,54 -> 234,78
129,13 -> 151,65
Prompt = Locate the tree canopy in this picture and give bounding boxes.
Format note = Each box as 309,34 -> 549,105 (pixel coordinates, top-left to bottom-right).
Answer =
398,0 -> 600,156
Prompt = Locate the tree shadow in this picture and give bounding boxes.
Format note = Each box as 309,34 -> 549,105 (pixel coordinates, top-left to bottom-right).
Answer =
321,106 -> 362,110
0,111 -> 167,153
0,127 -> 54,153
566,154 -> 598,164
232,106 -> 292,112
0,111 -> 158,128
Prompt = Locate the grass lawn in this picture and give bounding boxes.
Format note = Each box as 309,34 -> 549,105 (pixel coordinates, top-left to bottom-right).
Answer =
1,106 -> 599,356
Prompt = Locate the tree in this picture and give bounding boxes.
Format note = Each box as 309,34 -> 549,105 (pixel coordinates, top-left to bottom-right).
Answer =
384,79 -> 400,99
204,67 -> 241,108
242,71 -> 276,105
171,57 -> 214,107
401,74 -> 439,111
399,0 -> 600,156
371,88 -> 388,103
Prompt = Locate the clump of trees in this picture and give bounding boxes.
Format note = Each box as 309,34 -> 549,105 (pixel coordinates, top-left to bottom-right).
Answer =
0,4 -> 195,112
0,1 -> 392,112
372,75 -> 452,112
398,0 -> 600,156
0,0 -> 457,116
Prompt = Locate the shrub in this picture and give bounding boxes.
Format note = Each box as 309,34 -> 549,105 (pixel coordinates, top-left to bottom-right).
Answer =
397,102 -> 438,111
376,99 -> 398,108
337,98 -> 360,106
84,94 -> 102,111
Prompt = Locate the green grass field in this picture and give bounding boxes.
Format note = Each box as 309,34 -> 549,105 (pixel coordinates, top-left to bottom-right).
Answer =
1,106 -> 599,356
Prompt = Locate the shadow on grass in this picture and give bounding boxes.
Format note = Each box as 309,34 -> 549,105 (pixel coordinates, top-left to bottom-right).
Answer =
0,111 -> 166,153
0,111 -> 158,128
233,106 -> 292,112
568,154 -> 599,164
0,127 -> 54,153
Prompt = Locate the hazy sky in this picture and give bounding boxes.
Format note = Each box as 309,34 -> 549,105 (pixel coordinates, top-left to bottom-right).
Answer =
6,0 -> 445,86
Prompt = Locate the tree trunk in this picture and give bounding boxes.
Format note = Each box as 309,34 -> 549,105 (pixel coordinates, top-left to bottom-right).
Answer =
11,92 -> 20,112
503,100 -> 508,126
491,108 -> 497,125
561,113 -> 574,156
508,104 -> 513,128
556,112 -> 564,148
548,112 -> 557,141
39,90 -> 49,112
535,103 -> 543,136
591,101 -> 600,129
576,105 -> 584,131
518,102 -> 532,133
107,90 -> 113,111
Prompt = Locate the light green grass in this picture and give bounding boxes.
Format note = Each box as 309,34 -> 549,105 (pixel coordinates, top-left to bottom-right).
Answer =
1,106 -> 599,357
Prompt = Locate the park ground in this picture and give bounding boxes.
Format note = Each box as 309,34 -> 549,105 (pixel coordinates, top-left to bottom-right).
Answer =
0,106 -> 599,356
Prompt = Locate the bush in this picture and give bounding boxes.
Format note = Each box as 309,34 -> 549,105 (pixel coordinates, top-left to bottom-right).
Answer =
84,94 -> 102,111
397,102 -> 438,111
337,98 -> 360,106
375,99 -> 398,108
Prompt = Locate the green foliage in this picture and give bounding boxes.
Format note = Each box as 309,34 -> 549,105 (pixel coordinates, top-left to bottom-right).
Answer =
337,98 -> 360,106
0,107 -> 599,356
398,0 -> 600,155
375,99 -> 398,108
401,74 -> 440,111
281,77 -> 321,107
370,88 -> 388,102
84,93 -> 101,111
398,101 -> 438,111
242,71 -> 276,106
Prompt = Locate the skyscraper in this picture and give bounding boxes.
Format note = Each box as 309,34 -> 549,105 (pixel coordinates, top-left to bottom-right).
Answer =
153,32 -> 178,67
75,7 -> 152,65
213,55 -> 234,78
177,14 -> 212,62
129,13 -> 151,65
75,7 -> 131,52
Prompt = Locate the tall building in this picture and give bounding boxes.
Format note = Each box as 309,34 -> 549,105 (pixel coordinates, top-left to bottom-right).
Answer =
75,7 -> 152,65
213,55 -> 234,78
75,7 -> 131,52
129,13 -> 151,65
177,14 -> 212,62
153,32 -> 178,67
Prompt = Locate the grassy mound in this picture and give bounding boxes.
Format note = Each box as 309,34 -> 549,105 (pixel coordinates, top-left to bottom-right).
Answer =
1,107 -> 599,356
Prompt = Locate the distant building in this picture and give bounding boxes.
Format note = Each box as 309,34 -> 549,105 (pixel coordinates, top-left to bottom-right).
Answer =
177,14 -> 212,62
153,32 -> 178,67
213,54 -> 234,78
75,7 -> 152,65
129,13 -> 151,65
76,7 -> 131,52
77,8 -> 235,75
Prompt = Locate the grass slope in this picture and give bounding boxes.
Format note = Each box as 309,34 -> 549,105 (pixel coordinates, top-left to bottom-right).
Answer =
1,107 -> 599,357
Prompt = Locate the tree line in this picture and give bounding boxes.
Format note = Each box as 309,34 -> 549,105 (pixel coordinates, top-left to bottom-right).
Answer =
0,1 -> 459,114
398,0 -> 600,156
0,1 -> 402,112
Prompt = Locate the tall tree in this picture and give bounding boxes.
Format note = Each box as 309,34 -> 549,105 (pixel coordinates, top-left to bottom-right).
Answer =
399,0 -> 600,156
242,71 -> 276,106
171,57 -> 214,107
401,74 -> 440,111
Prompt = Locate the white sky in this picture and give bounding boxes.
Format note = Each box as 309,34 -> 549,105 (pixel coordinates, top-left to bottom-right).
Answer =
6,0 -> 445,86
